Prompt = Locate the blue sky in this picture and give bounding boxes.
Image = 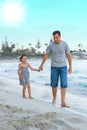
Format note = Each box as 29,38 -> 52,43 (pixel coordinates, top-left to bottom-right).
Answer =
0,0 -> 87,51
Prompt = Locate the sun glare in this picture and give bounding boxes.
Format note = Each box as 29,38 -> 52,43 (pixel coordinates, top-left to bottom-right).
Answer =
0,0 -> 26,27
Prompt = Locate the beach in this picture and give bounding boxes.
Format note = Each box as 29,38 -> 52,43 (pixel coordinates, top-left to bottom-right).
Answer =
0,76 -> 87,130
0,58 -> 87,130
0,0 -> 87,129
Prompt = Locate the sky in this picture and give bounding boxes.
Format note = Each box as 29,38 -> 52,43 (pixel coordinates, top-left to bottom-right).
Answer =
0,0 -> 87,51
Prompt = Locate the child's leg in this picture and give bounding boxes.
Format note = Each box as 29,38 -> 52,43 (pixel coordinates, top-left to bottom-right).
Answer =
22,85 -> 26,98
27,84 -> 33,98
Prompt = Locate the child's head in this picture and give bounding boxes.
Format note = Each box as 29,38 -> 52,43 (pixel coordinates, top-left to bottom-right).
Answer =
20,54 -> 27,63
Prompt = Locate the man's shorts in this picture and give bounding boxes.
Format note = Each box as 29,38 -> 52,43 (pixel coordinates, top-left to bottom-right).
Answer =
51,66 -> 67,88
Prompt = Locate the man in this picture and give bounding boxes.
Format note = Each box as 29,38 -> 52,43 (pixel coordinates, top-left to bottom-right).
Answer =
39,30 -> 72,107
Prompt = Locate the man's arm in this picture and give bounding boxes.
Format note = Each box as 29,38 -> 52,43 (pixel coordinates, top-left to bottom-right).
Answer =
67,53 -> 72,74
39,53 -> 49,70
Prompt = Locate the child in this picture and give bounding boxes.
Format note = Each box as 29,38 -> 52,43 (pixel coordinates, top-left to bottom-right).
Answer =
18,54 -> 40,99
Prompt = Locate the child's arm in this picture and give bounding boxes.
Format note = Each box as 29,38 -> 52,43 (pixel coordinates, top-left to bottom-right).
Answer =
28,64 -> 40,72
18,64 -> 22,80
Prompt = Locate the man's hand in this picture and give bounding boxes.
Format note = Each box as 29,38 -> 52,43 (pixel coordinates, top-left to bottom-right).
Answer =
68,67 -> 72,74
39,53 -> 48,71
67,53 -> 72,74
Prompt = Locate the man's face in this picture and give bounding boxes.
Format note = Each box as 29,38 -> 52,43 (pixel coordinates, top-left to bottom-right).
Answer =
53,34 -> 61,43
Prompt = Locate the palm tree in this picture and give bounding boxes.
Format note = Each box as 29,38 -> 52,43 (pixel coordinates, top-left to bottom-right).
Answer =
16,43 -> 19,49
78,43 -> 83,51
21,45 -> 24,50
44,43 -> 48,47
28,43 -> 32,53
44,43 -> 48,52
35,39 -> 41,54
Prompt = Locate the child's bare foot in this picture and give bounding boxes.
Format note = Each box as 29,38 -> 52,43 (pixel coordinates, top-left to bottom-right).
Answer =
23,96 -> 27,99
52,100 -> 56,104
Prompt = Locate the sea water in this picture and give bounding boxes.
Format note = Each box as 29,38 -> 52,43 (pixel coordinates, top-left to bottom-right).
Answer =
0,58 -> 87,98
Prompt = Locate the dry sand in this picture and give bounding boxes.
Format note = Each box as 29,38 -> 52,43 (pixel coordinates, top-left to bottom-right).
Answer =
0,89 -> 87,130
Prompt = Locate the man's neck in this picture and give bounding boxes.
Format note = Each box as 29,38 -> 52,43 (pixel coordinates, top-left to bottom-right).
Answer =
55,40 -> 61,44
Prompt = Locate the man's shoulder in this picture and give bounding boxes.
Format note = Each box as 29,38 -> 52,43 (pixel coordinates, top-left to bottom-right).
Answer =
61,40 -> 69,47
61,40 -> 67,44
48,41 -> 54,47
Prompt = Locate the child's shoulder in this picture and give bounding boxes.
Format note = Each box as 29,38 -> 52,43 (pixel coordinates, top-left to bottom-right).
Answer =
26,62 -> 30,65
19,63 -> 23,67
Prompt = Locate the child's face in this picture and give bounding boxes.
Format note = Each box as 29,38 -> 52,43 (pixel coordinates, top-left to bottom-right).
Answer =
22,56 -> 27,63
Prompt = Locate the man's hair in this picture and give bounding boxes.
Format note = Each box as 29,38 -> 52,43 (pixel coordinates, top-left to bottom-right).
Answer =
53,30 -> 61,36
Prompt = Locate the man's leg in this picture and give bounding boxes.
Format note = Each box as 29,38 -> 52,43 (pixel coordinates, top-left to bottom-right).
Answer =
51,67 -> 59,104
60,66 -> 69,107
61,88 -> 69,107
61,88 -> 66,105
52,87 -> 57,103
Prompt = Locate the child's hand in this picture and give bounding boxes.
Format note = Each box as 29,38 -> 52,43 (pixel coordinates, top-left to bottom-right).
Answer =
36,68 -> 40,72
37,69 -> 40,72
19,75 -> 22,80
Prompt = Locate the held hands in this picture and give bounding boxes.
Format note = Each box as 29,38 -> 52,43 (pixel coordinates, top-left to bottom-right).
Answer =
37,69 -> 40,72
37,67 -> 42,72
36,65 -> 43,72
39,65 -> 43,71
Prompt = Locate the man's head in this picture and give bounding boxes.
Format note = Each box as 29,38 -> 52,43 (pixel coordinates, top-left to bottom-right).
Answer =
53,30 -> 61,43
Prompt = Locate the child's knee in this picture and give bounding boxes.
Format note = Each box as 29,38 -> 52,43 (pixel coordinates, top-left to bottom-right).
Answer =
27,85 -> 30,88
23,85 -> 26,89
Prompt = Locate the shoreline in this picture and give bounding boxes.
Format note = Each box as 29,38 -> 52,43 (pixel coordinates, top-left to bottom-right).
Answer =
0,55 -> 44,59
0,56 -> 87,61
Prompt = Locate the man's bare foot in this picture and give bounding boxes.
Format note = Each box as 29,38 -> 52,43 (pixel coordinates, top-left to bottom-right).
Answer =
29,96 -> 33,99
61,103 -> 70,108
